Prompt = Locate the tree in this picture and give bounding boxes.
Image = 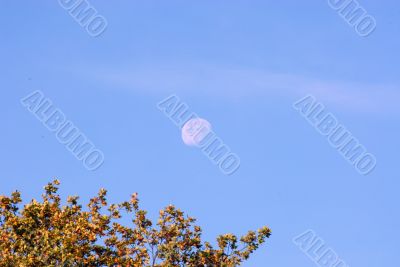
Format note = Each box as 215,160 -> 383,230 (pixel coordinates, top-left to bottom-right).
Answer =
0,180 -> 271,266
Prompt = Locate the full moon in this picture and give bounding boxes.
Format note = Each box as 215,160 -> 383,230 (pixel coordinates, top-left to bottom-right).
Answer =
181,118 -> 212,147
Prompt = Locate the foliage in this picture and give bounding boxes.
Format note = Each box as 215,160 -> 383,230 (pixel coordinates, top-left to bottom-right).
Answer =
0,180 -> 271,266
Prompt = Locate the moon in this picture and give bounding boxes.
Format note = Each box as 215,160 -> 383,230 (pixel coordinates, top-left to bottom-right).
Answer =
181,118 -> 212,147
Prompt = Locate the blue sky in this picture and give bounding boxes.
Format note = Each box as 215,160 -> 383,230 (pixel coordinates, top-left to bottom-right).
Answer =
1,1 -> 399,266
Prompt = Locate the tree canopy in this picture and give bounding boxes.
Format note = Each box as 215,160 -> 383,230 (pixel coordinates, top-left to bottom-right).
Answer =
0,180 -> 271,266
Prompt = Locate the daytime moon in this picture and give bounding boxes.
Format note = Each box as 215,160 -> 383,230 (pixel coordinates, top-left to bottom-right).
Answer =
181,118 -> 212,147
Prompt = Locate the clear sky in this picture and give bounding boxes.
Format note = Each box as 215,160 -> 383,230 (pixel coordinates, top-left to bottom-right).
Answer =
1,1 -> 399,266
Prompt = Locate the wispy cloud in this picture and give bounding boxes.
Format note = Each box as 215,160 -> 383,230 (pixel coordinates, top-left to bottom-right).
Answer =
81,62 -> 399,114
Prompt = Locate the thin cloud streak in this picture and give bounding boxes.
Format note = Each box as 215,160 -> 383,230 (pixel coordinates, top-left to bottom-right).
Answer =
83,63 -> 399,114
